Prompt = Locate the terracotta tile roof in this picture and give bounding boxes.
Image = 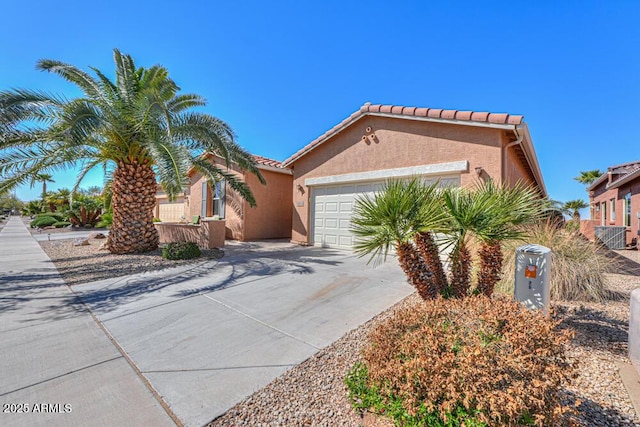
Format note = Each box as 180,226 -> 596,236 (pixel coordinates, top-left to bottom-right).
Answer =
587,160 -> 640,191
252,155 -> 285,169
283,103 -> 524,166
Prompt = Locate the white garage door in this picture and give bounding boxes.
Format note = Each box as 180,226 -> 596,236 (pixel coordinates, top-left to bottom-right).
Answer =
311,176 -> 460,249
158,198 -> 185,222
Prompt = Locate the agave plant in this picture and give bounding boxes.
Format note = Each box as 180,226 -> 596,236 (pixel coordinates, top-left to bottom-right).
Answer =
0,49 -> 263,253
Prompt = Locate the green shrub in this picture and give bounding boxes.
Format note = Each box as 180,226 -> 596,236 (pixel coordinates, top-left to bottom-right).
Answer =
347,295 -> 573,426
162,241 -> 201,260
497,222 -> 613,301
53,221 -> 71,228
30,216 -> 59,228
36,212 -> 65,222
96,212 -> 112,228
153,217 -> 162,223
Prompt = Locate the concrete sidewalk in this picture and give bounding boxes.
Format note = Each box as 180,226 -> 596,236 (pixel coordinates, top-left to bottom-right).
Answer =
0,217 -> 174,427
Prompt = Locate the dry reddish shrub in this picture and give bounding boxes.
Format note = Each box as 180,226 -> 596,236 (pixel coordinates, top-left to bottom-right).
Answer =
361,295 -> 574,426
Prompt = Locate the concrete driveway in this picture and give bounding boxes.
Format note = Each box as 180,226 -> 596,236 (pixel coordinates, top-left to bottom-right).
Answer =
72,243 -> 412,426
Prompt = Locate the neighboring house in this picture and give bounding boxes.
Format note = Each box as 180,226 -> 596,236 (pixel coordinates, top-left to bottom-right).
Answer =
155,154 -> 293,241
283,103 -> 546,249
586,161 -> 640,245
156,103 -> 547,248
154,186 -> 185,222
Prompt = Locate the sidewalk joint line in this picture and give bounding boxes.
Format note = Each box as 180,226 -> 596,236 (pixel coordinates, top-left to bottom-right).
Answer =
199,292 -> 321,350
0,356 -> 122,397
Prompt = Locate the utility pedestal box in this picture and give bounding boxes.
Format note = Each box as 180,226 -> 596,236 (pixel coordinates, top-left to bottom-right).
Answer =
514,244 -> 551,313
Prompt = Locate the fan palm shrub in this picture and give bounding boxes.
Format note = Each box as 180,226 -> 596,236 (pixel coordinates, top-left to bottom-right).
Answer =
352,179 -> 448,300
0,49 -> 263,253
471,181 -> 544,296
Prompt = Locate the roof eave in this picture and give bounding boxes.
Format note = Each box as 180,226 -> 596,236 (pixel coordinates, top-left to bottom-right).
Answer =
606,169 -> 640,190
517,123 -> 547,197
586,174 -> 608,191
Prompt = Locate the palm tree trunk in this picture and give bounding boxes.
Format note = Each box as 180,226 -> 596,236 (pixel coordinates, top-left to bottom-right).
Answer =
107,161 -> 159,254
414,231 -> 448,296
477,240 -> 503,297
449,243 -> 472,298
396,241 -> 437,300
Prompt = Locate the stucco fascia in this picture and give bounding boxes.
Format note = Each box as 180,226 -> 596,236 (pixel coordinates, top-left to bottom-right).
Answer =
304,160 -> 468,186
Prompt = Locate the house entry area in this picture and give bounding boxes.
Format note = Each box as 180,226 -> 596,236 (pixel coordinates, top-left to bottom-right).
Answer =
310,175 -> 460,249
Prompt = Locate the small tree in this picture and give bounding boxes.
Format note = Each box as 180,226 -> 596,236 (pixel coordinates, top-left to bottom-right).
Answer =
563,199 -> 589,222
351,179 -> 448,300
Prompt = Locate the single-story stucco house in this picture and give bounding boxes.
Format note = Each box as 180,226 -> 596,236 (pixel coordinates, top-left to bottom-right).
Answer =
156,154 -> 293,241
155,102 -> 546,249
583,161 -> 640,245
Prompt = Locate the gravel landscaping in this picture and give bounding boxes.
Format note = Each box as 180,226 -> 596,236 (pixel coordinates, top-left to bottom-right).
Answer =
39,234 -> 224,286
36,229 -> 640,426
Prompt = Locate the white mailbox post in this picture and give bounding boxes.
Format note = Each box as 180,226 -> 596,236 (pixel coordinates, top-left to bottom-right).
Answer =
514,244 -> 551,313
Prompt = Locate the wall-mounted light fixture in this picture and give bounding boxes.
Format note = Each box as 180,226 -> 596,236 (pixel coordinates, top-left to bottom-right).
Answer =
475,166 -> 484,176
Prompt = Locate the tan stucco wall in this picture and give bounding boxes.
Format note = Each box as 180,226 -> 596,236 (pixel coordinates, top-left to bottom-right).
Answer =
242,170 -> 293,240
289,116 -> 505,244
502,133 -> 536,188
187,159 -> 293,241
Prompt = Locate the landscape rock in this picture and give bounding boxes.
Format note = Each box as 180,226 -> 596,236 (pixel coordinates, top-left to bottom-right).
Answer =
73,238 -> 90,246
89,232 -> 106,239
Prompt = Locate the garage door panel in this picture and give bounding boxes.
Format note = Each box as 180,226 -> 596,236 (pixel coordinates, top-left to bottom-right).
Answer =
158,199 -> 185,222
325,202 -> 338,212
339,202 -> 353,212
325,218 -> 338,229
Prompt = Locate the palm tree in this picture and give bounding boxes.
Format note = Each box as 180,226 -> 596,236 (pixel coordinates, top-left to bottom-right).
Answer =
351,179 -> 447,300
0,49 -> 263,253
574,170 -> 603,185
45,187 -> 72,212
562,199 -> 589,222
441,186 -> 486,298
31,173 -> 54,204
472,180 -> 543,297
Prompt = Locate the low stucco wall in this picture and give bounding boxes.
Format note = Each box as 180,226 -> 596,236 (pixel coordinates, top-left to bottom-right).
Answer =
155,219 -> 225,249
630,289 -> 640,376
580,220 -> 598,241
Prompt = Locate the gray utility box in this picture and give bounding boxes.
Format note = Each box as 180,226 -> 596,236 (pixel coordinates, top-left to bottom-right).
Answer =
514,244 -> 551,314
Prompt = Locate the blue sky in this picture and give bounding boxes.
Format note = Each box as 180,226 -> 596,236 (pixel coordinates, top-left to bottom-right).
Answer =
2,1 -> 639,217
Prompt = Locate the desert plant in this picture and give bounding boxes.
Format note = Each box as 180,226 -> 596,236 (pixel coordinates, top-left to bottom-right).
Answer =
30,215 -> 58,228
348,295 -> 573,426
35,212 -> 65,222
65,195 -> 103,227
96,212 -> 113,229
497,222 -> 612,301
53,221 -> 71,228
562,199 -> 588,222
351,179 -> 448,300
0,49 -> 264,254
471,181 -> 544,297
574,169 -> 603,185
161,241 -> 201,260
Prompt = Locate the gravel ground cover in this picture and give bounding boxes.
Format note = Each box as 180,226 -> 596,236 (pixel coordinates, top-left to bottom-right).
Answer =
37,229 -> 640,426
39,237 -> 223,286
